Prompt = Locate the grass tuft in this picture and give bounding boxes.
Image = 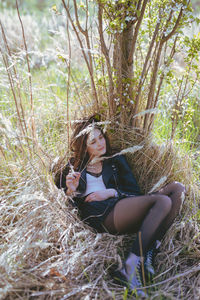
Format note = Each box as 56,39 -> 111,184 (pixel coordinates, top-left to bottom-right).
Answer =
1,119 -> 199,299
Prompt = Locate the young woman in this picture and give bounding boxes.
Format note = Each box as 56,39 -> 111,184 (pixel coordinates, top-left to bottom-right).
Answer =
56,115 -> 185,297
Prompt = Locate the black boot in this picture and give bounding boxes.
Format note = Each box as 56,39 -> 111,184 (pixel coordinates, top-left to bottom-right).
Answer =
144,240 -> 161,282
114,253 -> 148,298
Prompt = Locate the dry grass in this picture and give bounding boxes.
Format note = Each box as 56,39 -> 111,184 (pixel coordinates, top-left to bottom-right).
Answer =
0,119 -> 199,300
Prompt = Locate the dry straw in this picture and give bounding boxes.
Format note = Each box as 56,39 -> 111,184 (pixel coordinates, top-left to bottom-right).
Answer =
0,120 -> 199,300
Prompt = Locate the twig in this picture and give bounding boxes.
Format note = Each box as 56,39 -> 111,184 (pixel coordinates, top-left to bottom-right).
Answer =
62,0 -> 99,110
128,0 -> 148,64
97,1 -> 114,116
66,0 -> 71,152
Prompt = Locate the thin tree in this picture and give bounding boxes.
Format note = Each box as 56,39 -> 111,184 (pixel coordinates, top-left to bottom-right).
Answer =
61,0 -> 193,135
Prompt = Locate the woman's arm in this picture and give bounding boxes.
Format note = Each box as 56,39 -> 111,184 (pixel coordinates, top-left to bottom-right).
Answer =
54,159 -> 79,194
84,188 -> 117,202
85,154 -> 141,202
66,172 -> 81,195
85,189 -> 117,202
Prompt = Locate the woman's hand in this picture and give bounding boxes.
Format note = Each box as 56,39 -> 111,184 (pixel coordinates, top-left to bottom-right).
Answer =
84,189 -> 116,202
66,172 -> 81,195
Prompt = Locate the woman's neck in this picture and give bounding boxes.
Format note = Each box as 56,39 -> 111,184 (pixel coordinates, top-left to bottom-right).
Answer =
87,160 -> 103,174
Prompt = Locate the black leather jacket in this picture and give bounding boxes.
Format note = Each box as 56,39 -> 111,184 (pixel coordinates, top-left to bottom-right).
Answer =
56,154 -> 142,202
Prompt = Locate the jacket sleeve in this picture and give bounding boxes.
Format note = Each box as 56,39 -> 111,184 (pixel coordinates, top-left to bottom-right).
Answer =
114,154 -> 142,196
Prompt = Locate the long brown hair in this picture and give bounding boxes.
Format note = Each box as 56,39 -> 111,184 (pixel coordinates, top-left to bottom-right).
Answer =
70,114 -> 112,171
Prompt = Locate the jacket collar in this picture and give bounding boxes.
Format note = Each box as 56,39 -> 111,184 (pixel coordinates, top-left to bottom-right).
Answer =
78,168 -> 87,193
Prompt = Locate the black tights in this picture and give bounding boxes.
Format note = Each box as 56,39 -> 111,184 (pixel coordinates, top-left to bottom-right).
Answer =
103,182 -> 185,256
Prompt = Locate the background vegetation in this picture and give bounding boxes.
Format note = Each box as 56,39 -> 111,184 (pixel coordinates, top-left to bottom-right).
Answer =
0,0 -> 199,299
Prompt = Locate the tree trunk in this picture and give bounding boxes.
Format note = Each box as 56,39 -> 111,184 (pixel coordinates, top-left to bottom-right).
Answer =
113,23 -> 134,125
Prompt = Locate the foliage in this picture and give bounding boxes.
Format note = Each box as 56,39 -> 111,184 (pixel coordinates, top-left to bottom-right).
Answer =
56,0 -> 200,137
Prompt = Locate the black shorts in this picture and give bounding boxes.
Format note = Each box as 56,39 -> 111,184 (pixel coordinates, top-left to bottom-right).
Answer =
75,195 -> 124,232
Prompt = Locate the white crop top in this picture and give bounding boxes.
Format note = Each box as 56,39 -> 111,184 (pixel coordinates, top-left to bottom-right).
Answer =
82,173 -> 107,197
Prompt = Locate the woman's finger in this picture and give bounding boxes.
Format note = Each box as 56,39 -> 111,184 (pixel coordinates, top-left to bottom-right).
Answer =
66,175 -> 75,181
71,172 -> 81,178
67,175 -> 77,181
67,173 -> 80,182
66,175 -> 74,181
85,193 -> 96,202
74,172 -> 81,177
85,195 -> 91,202
66,179 -> 73,184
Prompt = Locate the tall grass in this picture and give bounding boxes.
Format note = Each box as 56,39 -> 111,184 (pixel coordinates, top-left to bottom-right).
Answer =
0,4 -> 199,300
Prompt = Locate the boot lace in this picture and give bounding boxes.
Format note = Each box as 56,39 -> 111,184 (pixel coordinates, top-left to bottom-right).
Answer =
145,248 -> 154,274
135,259 -> 144,287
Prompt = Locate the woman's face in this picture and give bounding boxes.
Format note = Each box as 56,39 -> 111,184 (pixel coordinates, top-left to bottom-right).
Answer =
86,128 -> 106,158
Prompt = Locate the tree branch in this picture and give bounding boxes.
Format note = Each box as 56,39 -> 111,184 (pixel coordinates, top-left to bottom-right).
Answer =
143,41 -> 163,133
62,0 -> 99,109
73,0 -> 86,35
133,19 -> 160,119
128,0 -> 148,64
97,1 -> 114,116
162,8 -> 183,44
143,4 -> 185,133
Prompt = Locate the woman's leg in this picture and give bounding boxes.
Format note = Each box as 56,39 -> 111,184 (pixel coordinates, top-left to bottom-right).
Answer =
103,193 -> 172,256
154,181 -> 186,241
103,181 -> 185,250
103,194 -> 172,295
103,182 -> 185,294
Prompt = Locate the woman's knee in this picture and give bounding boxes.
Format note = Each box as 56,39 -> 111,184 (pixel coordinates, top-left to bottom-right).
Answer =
171,181 -> 186,204
173,182 -> 186,214
169,181 -> 185,194
157,195 -> 172,213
